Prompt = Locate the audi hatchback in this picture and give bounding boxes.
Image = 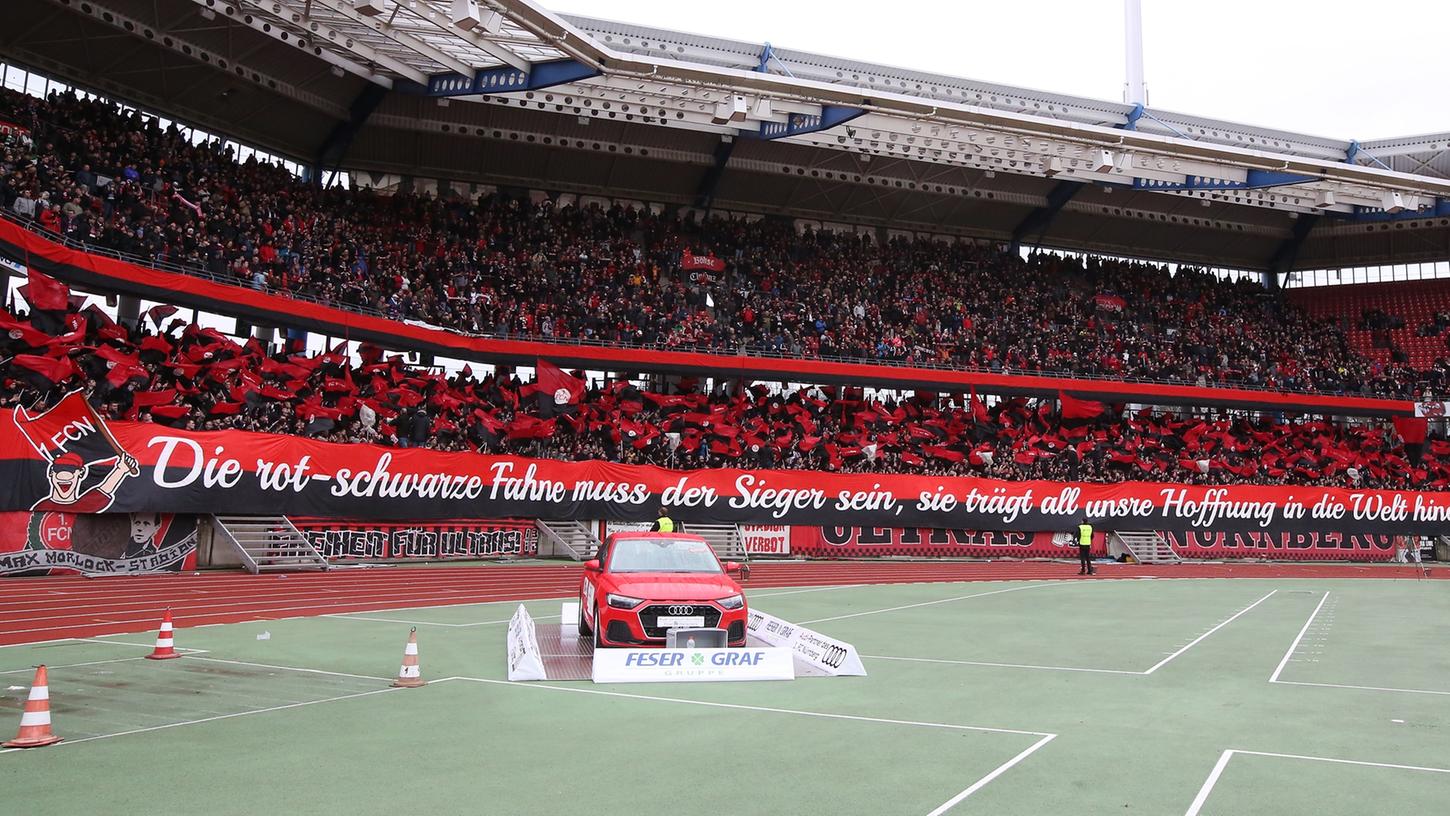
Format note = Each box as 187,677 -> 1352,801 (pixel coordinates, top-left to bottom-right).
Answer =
579,532 -> 749,647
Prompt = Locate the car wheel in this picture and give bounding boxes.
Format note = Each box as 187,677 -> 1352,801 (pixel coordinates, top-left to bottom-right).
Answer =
578,602 -> 593,638
594,616 -> 608,649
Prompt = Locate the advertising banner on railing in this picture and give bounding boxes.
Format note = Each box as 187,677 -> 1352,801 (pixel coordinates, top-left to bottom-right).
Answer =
1159,531 -> 1400,561
788,527 -> 1102,558
741,524 -> 791,555
290,518 -> 538,561
0,511 -> 198,575
785,527 -> 1396,561
5,392 -> 1450,536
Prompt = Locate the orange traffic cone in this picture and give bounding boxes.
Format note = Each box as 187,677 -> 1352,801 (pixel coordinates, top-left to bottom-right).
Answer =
146,608 -> 181,660
4,665 -> 62,748
392,628 -> 426,688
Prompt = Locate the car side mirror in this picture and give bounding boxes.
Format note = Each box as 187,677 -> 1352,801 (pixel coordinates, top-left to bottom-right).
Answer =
725,561 -> 741,573
583,559 -> 601,572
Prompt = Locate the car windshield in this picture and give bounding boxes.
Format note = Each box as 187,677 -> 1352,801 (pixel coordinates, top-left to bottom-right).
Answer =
607,538 -> 722,574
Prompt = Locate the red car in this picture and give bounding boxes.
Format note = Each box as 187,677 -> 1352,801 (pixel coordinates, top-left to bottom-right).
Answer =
579,532 -> 748,648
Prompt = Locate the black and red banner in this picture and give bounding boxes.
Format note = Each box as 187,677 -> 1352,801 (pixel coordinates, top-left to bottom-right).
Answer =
0,511 -> 198,575
291,518 -> 539,561
4,392 -> 1450,536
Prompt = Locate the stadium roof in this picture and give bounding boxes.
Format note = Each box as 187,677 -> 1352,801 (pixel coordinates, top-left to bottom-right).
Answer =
5,0 -> 1450,272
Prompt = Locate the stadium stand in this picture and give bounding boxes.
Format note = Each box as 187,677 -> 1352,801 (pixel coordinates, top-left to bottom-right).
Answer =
1288,279 -> 1450,372
0,88 -> 1432,400
0,284 -> 1442,490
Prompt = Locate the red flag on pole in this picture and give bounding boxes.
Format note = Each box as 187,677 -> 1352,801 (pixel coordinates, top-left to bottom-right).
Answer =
24,270 -> 70,311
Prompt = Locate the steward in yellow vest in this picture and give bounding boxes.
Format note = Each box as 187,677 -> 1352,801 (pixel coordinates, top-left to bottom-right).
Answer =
652,507 -> 676,533
1077,519 -> 1094,576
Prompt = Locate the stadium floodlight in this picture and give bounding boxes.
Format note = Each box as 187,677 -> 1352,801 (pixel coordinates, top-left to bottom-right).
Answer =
1092,150 -> 1116,173
711,96 -> 748,125
354,0 -> 390,17
452,0 -> 503,33
452,0 -> 481,29
1382,191 -> 1406,213
1314,190 -> 1337,209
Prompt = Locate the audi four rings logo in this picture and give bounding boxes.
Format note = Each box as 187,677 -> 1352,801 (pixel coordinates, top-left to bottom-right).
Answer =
820,643 -> 848,669
665,605 -> 695,616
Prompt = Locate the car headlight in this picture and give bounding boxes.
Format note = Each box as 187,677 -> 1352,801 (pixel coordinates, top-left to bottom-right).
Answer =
717,594 -> 744,610
606,593 -> 644,609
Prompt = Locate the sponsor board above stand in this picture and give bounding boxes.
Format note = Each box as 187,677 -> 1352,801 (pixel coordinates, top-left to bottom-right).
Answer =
746,609 -> 867,677
591,647 -> 794,683
506,604 -> 547,682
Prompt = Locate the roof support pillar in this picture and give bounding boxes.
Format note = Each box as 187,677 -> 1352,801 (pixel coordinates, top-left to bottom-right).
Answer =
1265,213 -> 1320,289
695,137 -> 736,210
1009,180 -> 1087,252
313,83 -> 389,185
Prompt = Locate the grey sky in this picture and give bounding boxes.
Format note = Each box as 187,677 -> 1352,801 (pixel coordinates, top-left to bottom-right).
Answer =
554,0 -> 1448,142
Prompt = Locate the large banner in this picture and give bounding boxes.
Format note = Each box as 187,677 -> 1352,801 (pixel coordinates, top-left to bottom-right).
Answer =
291,518 -> 539,561
1161,531 -> 1399,561
789,527 -> 1103,559
4,392 -> 1450,535
787,526 -> 1396,561
0,511 -> 198,575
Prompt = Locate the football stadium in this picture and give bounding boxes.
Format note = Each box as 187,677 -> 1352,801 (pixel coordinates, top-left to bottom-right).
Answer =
1,1 -> 1449,813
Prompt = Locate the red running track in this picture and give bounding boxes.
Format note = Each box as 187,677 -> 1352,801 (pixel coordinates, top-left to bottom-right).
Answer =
0,560 -> 1440,646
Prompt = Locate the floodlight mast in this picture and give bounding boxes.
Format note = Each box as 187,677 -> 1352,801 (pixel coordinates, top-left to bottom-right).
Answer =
1124,0 -> 1146,106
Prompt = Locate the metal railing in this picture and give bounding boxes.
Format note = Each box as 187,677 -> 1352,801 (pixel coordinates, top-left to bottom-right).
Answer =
0,209 -> 1423,403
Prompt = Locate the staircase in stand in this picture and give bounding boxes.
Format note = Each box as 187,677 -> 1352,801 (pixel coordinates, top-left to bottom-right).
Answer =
213,515 -> 329,574
1111,531 -> 1181,564
535,520 -> 601,560
687,523 -> 747,562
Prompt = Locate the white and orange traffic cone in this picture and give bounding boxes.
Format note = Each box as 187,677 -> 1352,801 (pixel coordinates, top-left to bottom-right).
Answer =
392,628 -> 426,688
146,608 -> 181,660
4,665 -> 63,748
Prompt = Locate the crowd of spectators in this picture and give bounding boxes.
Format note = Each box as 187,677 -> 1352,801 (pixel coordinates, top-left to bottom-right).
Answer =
0,87 -> 1441,400
1,288 -> 1443,491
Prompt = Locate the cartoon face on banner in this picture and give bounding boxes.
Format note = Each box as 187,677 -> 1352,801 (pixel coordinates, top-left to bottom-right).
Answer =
11,391 -> 139,513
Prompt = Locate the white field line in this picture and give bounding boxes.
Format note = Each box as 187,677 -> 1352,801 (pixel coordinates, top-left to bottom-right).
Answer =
1231,749 -> 1450,774
864,654 -> 1144,676
0,656 -> 150,674
71,637 -> 208,653
0,594 -> 578,638
800,583 -> 1061,625
926,733 -> 1057,816
1142,590 -> 1278,675
747,584 -> 867,598
322,613 -> 561,628
181,655 -> 392,682
1,584 -> 572,625
1272,679 -> 1450,696
0,636 -> 79,649
0,575 -> 581,608
1184,748 -> 1450,815
1183,750 -> 1236,816
323,585 -> 867,626
450,675 -> 1053,738
1268,591 -> 1330,683
0,687 -> 405,756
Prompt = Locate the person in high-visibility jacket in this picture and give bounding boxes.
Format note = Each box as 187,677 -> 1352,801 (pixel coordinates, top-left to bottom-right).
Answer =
651,506 -> 677,534
1076,518 -> 1095,575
